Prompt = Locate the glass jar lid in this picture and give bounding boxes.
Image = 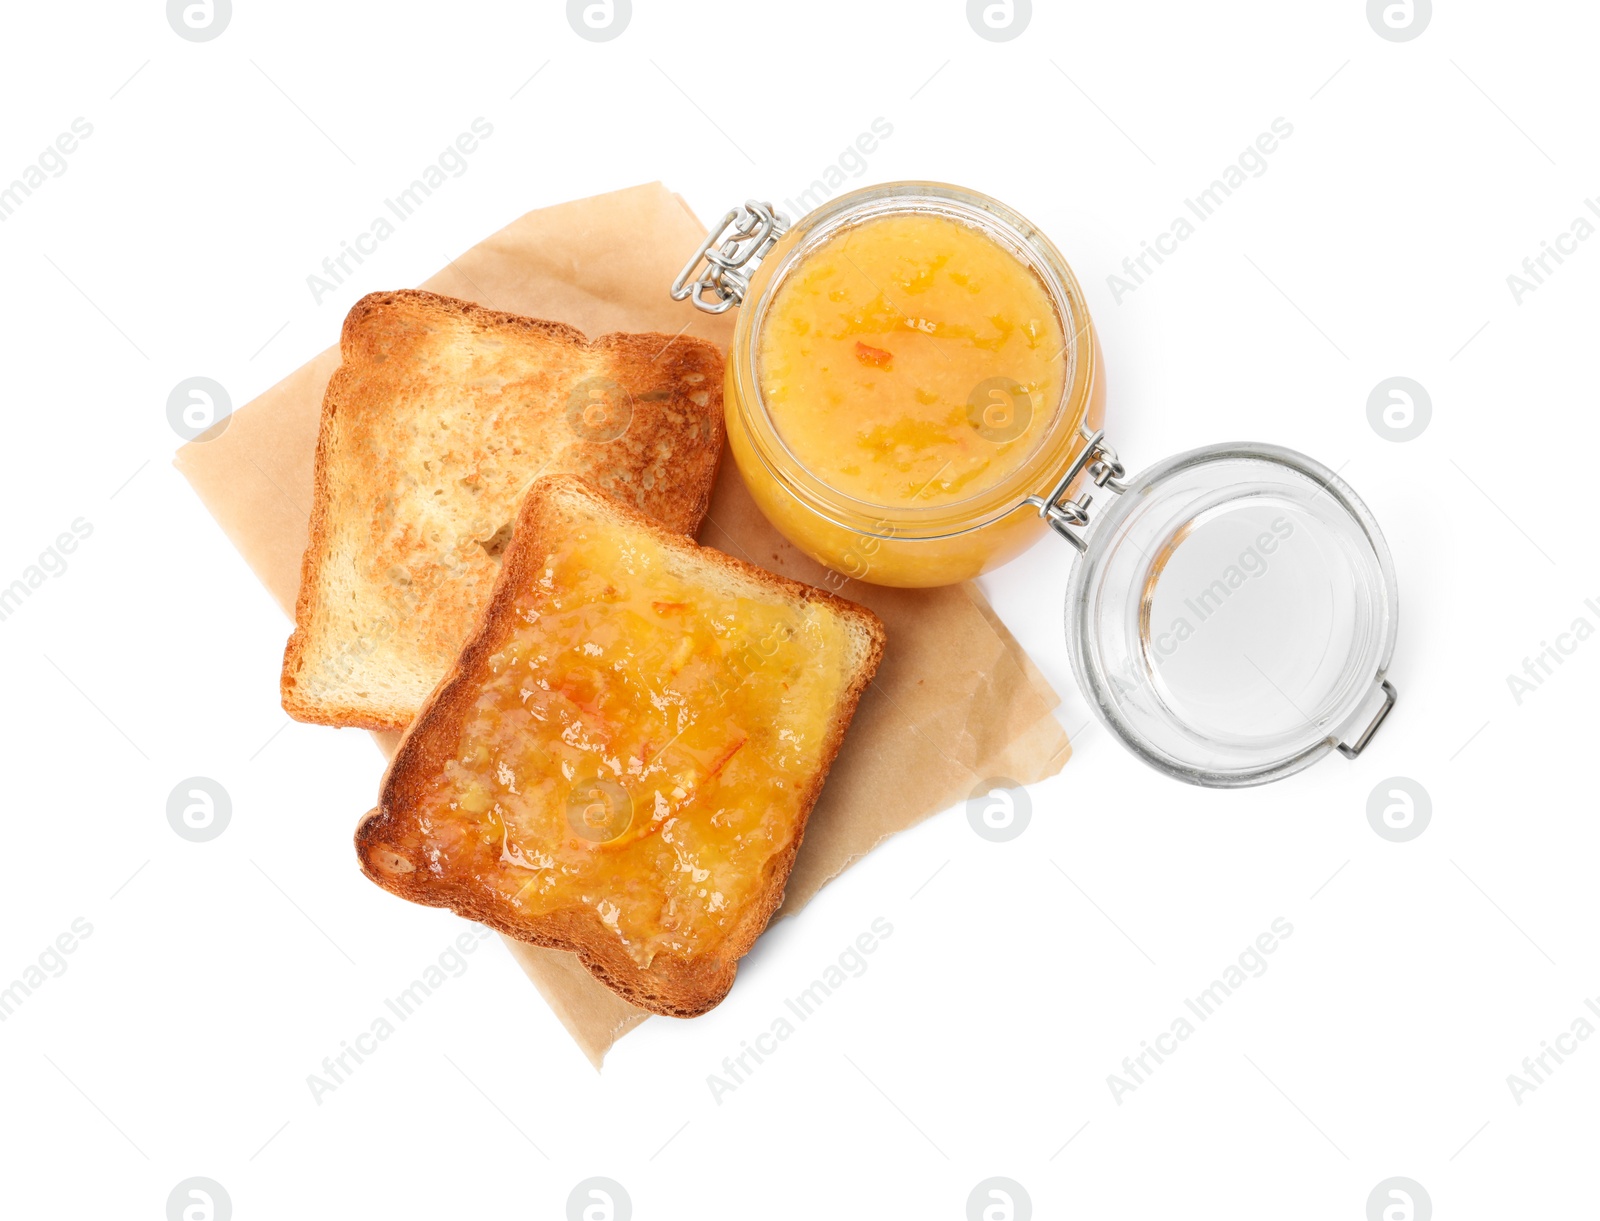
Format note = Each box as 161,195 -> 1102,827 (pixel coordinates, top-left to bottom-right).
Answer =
1056,436 -> 1398,787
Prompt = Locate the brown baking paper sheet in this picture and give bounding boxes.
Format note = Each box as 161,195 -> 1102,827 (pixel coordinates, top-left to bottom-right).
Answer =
175,182 -> 1072,1067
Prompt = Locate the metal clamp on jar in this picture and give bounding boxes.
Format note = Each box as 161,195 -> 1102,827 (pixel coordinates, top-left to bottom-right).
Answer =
674,182 -> 1398,787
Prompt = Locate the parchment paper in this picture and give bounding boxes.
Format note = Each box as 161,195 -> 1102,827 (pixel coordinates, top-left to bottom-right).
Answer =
175,183 -> 1072,1066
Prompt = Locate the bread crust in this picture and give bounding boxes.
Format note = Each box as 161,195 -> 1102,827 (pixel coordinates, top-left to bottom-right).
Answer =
282,289 -> 726,731
355,475 -> 886,1017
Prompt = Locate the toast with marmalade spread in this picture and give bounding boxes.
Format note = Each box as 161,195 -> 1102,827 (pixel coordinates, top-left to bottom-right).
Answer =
356,476 -> 886,1016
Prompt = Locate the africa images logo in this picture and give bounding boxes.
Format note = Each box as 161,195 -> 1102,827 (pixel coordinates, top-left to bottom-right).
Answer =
567,0 -> 631,41
567,1178 -> 630,1221
167,0 -> 231,42
166,1178 -> 231,1221
967,0 -> 1031,42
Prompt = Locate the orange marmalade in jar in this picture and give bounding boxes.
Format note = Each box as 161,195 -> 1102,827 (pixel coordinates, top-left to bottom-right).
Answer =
675,183 -> 1104,587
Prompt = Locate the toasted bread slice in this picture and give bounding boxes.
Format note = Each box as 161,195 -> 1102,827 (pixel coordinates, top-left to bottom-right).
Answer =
355,476 -> 886,1016
282,289 -> 725,731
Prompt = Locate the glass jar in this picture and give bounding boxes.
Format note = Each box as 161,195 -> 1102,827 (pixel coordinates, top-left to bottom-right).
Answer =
1063,443 -> 1398,786
674,186 -> 1399,787
677,182 -> 1104,587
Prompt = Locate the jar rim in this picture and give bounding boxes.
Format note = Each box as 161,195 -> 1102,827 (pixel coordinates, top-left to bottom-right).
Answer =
729,181 -> 1099,542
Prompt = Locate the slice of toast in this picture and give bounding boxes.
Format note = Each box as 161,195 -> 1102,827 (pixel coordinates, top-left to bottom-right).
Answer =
281,289 -> 725,731
355,475 -> 886,1017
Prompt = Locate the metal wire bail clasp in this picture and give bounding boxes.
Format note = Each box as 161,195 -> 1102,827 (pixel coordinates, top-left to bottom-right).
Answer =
670,201 -> 790,315
1025,426 -> 1128,553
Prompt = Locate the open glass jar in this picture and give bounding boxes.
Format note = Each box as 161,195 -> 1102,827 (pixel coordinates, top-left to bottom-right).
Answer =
676,182 -> 1104,588
674,183 -> 1398,786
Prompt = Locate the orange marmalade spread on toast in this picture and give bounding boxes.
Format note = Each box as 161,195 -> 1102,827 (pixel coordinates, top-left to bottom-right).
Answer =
423,514 -> 856,966
757,212 -> 1065,507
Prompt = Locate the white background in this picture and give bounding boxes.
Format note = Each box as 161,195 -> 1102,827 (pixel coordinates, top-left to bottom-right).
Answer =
1,1 -> 1595,1217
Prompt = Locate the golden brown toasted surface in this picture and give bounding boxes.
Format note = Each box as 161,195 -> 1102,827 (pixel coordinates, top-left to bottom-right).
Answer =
281,289 -> 725,731
355,475 -> 886,1017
